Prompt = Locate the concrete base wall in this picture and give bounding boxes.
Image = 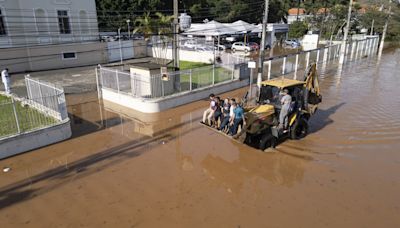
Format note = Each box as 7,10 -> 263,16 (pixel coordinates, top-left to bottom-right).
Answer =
0,119 -> 72,160
102,80 -> 249,113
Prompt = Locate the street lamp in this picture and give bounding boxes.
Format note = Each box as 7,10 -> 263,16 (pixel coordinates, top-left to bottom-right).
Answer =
126,19 -> 131,39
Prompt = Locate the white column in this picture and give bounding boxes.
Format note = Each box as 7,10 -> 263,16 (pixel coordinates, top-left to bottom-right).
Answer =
282,56 -> 286,75
294,54 -> 299,80
267,60 -> 272,80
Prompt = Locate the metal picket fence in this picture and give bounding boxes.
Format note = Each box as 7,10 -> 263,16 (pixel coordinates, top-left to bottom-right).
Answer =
263,36 -> 380,80
0,76 -> 68,139
98,62 -> 239,99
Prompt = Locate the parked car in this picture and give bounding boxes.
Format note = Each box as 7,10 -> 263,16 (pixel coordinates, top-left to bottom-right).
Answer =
231,42 -> 253,53
284,39 -> 301,47
220,41 -> 233,49
196,46 -> 214,52
183,40 -> 197,49
215,44 -> 226,51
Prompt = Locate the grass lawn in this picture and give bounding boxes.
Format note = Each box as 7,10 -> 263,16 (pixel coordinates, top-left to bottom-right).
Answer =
0,95 -> 57,138
165,60 -> 233,92
178,61 -> 211,70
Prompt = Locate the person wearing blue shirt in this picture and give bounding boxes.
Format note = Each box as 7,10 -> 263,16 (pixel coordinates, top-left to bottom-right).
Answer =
229,101 -> 245,136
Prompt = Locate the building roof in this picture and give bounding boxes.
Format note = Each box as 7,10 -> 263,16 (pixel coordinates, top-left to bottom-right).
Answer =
288,8 -> 306,16
183,20 -> 238,36
261,78 -> 305,88
317,8 -> 329,14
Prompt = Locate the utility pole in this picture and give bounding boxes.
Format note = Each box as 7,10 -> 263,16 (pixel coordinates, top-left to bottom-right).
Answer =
172,0 -> 179,69
296,0 -> 301,21
378,1 -> 392,59
257,0 -> 269,89
339,0 -> 353,65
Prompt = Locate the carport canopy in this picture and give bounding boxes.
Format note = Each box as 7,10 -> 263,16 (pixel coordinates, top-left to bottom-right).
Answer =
183,20 -> 238,36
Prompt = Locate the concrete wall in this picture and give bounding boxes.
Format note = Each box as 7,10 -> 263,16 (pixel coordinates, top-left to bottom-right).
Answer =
0,42 -> 108,72
102,79 -> 248,113
0,119 -> 71,159
149,47 -> 215,63
0,0 -> 99,48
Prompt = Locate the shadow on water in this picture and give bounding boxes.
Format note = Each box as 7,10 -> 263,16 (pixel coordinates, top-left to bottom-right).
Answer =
309,102 -> 345,134
0,115 -> 202,210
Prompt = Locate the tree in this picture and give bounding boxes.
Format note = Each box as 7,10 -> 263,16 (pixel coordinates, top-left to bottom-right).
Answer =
134,12 -> 174,65
289,21 -> 309,38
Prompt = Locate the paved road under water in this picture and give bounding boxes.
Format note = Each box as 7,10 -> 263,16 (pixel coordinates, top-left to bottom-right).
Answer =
1,48 -> 400,227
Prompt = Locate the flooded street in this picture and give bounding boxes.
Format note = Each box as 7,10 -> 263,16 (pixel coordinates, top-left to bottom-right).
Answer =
1,48 -> 400,227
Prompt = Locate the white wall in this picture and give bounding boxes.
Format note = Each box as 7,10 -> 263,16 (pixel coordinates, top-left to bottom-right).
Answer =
150,47 -> 215,64
0,119 -> 71,159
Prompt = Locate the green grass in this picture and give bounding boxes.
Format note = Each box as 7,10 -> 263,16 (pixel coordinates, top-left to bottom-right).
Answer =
0,95 -> 57,137
178,61 -> 211,70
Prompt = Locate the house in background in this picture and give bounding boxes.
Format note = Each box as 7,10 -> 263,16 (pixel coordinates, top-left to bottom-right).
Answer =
287,8 -> 308,24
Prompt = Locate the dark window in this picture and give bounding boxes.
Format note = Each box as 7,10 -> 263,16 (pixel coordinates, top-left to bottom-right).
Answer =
0,9 -> 6,35
58,10 -> 71,34
63,52 -> 76,59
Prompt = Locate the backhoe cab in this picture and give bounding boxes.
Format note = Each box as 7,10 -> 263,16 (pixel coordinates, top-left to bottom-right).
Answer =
240,63 -> 322,150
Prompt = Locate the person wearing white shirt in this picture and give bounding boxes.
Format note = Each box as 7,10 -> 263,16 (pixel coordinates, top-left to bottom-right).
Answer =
1,68 -> 11,94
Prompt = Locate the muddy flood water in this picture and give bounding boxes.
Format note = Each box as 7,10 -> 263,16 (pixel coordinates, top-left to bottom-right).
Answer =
1,48 -> 400,228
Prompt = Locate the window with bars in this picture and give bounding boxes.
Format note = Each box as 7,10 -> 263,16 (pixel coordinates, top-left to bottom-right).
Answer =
57,10 -> 71,34
0,9 -> 6,35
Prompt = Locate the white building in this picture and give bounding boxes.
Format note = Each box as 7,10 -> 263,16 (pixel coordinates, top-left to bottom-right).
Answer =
0,0 -> 99,48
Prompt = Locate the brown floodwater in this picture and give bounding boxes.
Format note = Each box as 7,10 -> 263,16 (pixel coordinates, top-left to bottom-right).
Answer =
1,48 -> 400,228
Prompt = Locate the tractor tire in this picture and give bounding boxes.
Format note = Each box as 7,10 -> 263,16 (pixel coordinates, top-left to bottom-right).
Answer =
259,133 -> 275,151
232,48 -> 236,52
291,118 -> 309,140
244,49 -> 248,53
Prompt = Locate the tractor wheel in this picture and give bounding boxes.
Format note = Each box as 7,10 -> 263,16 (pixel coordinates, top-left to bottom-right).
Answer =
259,133 -> 275,151
291,118 -> 309,140
232,48 -> 236,52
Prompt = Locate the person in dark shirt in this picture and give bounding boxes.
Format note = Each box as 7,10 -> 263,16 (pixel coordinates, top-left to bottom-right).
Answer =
213,97 -> 223,128
219,98 -> 231,132
229,101 -> 246,136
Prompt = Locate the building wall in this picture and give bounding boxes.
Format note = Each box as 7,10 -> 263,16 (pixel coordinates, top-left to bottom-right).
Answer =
0,0 -> 99,48
0,42 -> 108,72
0,40 -> 149,73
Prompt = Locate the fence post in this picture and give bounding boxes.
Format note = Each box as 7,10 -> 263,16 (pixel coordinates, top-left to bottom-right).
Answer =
189,69 -> 192,91
95,66 -> 101,100
115,70 -> 120,94
11,97 -> 21,134
305,52 -> 310,69
316,49 -> 320,67
350,41 -> 356,61
355,41 -> 360,60
282,56 -> 286,75
231,64 -> 234,81
294,54 -> 299,80
161,80 -> 165,97
267,60 -> 271,80
38,83 -> 44,105
212,64 -> 215,85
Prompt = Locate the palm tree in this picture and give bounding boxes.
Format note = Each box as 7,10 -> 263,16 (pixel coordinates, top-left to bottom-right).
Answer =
134,12 -> 174,65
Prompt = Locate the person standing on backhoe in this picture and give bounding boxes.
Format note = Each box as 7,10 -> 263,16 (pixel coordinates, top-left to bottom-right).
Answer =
279,89 -> 292,130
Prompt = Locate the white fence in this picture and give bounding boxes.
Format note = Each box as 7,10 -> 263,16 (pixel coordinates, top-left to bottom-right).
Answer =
98,61 -> 246,99
0,77 -> 68,139
97,36 -> 380,102
263,36 -> 380,80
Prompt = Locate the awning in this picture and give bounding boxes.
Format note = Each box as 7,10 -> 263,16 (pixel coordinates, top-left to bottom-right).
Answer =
183,20 -> 238,36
